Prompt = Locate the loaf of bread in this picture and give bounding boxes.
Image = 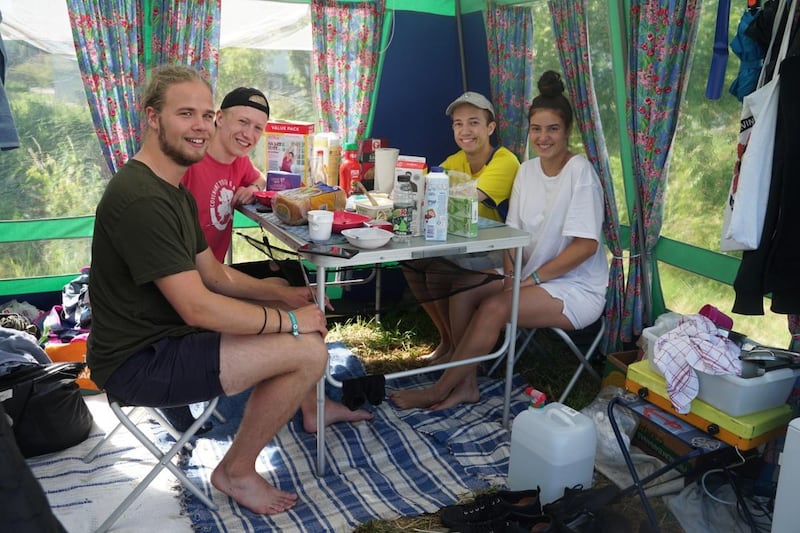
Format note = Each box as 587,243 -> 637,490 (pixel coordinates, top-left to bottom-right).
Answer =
272,183 -> 346,225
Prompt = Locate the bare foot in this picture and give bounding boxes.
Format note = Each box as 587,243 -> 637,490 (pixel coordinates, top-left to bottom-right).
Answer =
390,386 -> 449,410
419,343 -> 451,365
210,465 -> 297,514
301,398 -> 374,433
429,381 -> 480,411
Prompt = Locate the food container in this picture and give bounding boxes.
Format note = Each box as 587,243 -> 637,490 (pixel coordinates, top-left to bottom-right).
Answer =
331,211 -> 370,233
252,190 -> 277,206
354,194 -> 393,221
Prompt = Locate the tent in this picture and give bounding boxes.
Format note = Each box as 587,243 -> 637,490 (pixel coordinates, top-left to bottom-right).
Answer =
0,0 -> 786,351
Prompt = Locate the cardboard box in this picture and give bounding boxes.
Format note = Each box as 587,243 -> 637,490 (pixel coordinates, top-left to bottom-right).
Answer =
632,414 -> 735,477
264,120 -> 314,184
601,350 -> 639,389
448,196 -> 478,237
395,155 -> 426,237
266,170 -> 302,191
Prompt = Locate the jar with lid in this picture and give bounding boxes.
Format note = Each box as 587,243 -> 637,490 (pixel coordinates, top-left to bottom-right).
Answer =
391,174 -> 414,243
339,142 -> 362,196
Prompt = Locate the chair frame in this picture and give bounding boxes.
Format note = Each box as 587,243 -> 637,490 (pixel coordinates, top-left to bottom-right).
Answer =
489,318 -> 606,403
83,398 -> 224,533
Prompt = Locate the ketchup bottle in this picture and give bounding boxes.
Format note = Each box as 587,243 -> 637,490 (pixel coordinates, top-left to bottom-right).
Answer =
339,142 -> 362,195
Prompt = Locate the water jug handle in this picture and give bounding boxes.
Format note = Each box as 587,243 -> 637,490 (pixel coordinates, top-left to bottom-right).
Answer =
546,406 -> 577,427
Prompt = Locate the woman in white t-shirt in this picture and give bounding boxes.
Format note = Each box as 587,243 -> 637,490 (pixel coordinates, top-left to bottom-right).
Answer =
391,71 -> 608,411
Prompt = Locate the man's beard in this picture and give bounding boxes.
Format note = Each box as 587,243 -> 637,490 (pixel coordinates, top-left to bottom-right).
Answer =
158,119 -> 205,167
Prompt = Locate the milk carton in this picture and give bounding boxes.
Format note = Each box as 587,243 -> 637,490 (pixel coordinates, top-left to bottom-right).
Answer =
394,155 -> 426,237
424,167 -> 449,241
264,120 -> 314,184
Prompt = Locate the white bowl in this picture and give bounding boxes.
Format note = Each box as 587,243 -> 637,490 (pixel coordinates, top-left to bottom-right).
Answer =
340,227 -> 394,249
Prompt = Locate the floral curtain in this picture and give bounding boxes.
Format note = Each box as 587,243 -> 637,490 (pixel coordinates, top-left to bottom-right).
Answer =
548,0 -> 625,353
67,0 -> 221,175
310,0 -> 385,142
67,0 -> 144,174
150,0 -> 221,82
621,0 -> 700,341
485,2 -> 534,161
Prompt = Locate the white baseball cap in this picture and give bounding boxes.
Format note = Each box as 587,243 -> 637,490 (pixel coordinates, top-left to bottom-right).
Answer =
445,91 -> 495,119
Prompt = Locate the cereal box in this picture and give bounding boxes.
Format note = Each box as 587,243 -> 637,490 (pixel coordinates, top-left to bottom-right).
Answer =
264,120 -> 314,184
394,155 -> 427,237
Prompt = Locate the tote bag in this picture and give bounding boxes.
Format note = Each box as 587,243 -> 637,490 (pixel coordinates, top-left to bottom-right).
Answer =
721,0 -> 795,251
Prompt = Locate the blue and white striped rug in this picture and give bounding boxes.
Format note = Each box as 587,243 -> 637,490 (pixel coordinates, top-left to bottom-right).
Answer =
180,342 -> 528,532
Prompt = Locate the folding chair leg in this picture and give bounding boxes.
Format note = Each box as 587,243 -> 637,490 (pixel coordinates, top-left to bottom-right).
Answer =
89,398 -> 220,533
488,327 -> 539,376
552,319 -> 606,403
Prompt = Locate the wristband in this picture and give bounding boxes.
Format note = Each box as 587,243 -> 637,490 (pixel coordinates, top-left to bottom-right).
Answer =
531,271 -> 542,285
287,310 -> 299,337
257,307 -> 268,335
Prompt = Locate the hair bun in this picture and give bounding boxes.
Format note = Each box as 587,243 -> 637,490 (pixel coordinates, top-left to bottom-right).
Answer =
537,71 -> 565,97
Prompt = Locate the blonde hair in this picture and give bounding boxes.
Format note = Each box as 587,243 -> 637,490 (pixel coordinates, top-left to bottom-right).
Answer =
141,65 -> 212,117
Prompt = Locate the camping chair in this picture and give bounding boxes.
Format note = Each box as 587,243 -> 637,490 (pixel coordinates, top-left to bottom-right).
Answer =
83,397 -> 225,533
489,317 -> 606,403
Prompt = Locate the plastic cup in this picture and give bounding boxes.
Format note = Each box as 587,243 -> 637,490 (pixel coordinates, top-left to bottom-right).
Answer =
374,147 -> 400,194
307,209 -> 334,242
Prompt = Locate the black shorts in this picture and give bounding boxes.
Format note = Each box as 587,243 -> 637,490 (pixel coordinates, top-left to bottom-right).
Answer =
231,259 -> 306,288
104,332 -> 224,408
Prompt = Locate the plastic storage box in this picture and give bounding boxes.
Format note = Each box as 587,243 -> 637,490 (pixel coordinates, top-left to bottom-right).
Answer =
642,314 -> 800,417
694,367 -> 800,417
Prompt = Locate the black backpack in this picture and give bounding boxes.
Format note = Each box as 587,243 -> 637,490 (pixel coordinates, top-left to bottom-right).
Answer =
0,362 -> 94,457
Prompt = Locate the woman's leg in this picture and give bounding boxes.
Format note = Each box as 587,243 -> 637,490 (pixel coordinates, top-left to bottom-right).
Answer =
390,278 -> 506,410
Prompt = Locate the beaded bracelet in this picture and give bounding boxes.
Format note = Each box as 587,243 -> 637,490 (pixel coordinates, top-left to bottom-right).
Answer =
531,271 -> 542,285
287,310 -> 299,337
257,306 -> 268,335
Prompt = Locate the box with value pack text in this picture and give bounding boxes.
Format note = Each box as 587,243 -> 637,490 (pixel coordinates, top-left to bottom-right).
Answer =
263,120 -> 314,185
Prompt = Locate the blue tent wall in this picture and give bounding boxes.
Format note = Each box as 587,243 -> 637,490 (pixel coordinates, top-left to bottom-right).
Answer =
371,10 -> 491,166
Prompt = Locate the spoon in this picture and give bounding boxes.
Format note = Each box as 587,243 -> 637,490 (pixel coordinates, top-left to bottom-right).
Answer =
353,180 -> 379,207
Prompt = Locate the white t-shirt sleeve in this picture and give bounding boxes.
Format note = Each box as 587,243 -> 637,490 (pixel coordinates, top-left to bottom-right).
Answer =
563,159 -> 604,242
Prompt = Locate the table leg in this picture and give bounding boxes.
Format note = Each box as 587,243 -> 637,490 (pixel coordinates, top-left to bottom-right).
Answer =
316,265 -> 328,476
502,246 -> 523,429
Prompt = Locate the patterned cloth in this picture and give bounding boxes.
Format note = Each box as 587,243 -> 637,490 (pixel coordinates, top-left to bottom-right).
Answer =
653,314 -> 742,414
180,342 -> 528,531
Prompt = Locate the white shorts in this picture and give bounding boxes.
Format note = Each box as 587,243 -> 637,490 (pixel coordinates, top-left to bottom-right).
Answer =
540,279 -> 604,330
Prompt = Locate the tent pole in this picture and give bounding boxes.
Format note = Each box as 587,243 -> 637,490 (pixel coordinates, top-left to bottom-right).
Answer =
143,0 -> 152,74
455,0 -> 468,91
364,6 -> 394,138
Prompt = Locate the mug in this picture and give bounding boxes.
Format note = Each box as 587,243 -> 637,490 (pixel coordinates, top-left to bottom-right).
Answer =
307,209 -> 334,242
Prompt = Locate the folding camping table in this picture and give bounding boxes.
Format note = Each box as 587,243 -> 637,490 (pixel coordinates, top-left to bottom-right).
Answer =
238,203 -> 531,475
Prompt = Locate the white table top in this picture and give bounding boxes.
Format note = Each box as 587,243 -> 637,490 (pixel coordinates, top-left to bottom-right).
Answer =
239,203 -> 531,266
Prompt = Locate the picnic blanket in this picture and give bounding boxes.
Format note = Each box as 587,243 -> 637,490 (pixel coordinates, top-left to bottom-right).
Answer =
181,342 -> 528,532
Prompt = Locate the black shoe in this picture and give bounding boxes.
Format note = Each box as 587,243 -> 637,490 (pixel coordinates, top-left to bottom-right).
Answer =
543,485 -> 623,533
449,511 -> 553,533
440,488 -> 541,528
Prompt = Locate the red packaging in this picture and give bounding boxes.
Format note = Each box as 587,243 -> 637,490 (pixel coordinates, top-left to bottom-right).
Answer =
358,138 -> 388,188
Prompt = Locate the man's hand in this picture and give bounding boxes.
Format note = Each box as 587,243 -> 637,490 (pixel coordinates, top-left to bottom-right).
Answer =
264,282 -> 334,311
291,303 -> 328,337
232,183 -> 260,207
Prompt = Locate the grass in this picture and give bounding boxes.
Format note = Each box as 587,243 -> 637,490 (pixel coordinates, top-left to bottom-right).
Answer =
328,305 -> 682,532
